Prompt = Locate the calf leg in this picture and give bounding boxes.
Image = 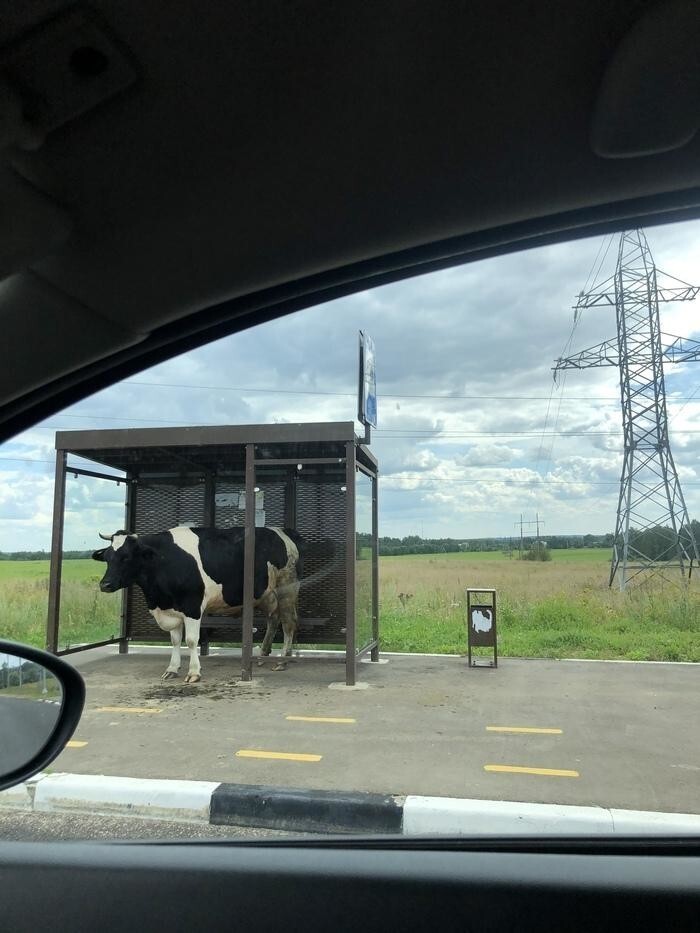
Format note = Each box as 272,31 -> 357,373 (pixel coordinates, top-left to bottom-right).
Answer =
162,623 -> 183,680
183,617 -> 202,684
280,609 -> 297,657
259,615 -> 279,661
273,584 -> 299,671
257,589 -> 279,665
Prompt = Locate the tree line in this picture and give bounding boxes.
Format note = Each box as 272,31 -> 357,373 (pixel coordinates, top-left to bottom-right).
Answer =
362,521 -> 700,558
0,659 -> 46,688
356,534 -> 464,556
4,521 -> 700,561
0,550 -> 92,561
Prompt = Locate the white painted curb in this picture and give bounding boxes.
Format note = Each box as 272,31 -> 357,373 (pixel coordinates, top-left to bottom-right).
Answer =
3,776 -> 700,835
609,808 -> 700,834
0,781 -> 34,811
402,796 -> 700,836
31,773 -> 220,823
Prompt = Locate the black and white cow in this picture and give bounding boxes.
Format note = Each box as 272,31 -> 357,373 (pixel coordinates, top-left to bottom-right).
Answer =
92,526 -> 303,682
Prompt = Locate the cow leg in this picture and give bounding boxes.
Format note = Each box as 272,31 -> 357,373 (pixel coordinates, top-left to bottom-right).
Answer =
183,617 -> 202,684
151,609 -> 184,681
257,589 -> 279,665
281,612 -> 297,657
258,617 -> 278,665
273,583 -> 299,671
260,590 -> 280,656
162,623 -> 183,680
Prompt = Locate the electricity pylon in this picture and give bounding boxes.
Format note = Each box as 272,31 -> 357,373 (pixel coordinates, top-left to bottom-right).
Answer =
554,229 -> 700,589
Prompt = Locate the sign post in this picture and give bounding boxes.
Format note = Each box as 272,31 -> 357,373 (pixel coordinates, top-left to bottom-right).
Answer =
466,589 -> 497,668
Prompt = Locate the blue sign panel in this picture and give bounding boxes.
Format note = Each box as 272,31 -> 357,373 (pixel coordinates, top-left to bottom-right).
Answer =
358,331 -> 377,428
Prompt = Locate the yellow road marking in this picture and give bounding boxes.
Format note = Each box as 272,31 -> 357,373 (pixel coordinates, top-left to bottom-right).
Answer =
95,707 -> 162,714
485,765 -> 579,777
236,750 -> 322,762
486,726 -> 563,735
286,716 -> 356,724
66,740 -> 88,748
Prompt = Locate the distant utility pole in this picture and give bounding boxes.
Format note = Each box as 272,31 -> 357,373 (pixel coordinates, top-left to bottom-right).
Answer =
514,514 -> 544,558
516,514 -> 523,558
554,229 -> 700,589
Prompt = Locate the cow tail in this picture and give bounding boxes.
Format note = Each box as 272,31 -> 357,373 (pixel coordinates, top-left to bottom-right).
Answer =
283,527 -> 306,578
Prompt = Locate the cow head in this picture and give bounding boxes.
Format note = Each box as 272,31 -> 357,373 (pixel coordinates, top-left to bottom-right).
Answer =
92,531 -> 156,593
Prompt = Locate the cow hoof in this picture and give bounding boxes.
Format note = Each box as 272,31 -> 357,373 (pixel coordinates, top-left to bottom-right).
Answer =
272,662 -> 288,672
256,658 -> 266,667
162,670 -> 179,681
184,673 -> 201,684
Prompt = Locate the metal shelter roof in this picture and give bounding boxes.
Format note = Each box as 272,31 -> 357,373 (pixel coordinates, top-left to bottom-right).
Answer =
55,422 -> 377,475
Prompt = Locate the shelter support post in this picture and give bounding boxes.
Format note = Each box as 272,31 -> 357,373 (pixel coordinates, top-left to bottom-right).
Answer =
345,441 -> 356,686
371,471 -> 379,661
241,443 -> 256,681
200,471 -> 216,657
119,475 -> 137,654
46,450 -> 67,654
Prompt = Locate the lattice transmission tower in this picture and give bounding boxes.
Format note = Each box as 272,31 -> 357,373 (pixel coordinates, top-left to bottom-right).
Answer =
554,229 -> 700,589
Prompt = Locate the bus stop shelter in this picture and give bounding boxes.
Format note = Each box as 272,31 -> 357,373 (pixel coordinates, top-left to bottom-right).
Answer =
46,422 -> 379,685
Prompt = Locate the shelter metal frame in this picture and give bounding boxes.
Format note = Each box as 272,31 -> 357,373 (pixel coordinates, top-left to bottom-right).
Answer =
46,422 -> 378,685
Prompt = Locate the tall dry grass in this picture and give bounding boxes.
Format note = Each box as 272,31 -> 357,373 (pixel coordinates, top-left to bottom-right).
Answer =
379,552 -> 700,660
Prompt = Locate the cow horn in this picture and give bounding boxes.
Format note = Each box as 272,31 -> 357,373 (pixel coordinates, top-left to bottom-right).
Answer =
98,531 -> 113,541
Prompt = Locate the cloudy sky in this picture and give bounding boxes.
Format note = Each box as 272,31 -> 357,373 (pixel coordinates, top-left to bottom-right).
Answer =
3,218 -> 700,551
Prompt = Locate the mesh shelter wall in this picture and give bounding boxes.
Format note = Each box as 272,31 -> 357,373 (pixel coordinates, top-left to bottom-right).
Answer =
126,471 -> 347,645
128,479 -> 207,641
294,476 -> 346,644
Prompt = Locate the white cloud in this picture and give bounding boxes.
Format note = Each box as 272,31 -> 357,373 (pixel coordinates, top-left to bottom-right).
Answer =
3,221 -> 700,547
459,445 -> 516,467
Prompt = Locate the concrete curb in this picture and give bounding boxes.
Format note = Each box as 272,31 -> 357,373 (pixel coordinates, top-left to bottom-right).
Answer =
402,796 -> 700,836
210,783 -> 403,834
32,773 -> 219,823
2,774 -> 700,835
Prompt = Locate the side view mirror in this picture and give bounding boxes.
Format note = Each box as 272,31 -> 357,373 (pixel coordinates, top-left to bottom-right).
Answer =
0,640 -> 85,792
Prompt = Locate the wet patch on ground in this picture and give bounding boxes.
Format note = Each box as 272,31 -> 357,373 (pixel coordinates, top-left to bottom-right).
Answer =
140,682 -> 272,702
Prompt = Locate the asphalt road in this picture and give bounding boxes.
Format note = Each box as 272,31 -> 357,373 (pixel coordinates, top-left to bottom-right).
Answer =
49,650 -> 700,814
0,696 -> 60,773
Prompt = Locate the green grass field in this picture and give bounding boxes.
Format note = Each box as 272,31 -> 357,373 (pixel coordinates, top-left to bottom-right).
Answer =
0,559 -> 121,650
0,550 -> 697,661
380,549 -> 700,661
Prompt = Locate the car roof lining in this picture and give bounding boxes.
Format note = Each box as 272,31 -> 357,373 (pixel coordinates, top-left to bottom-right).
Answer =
3,188 -> 700,444
2,1 -> 700,440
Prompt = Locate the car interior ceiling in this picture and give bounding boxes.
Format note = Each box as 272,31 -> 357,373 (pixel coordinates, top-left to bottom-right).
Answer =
1,1 -> 700,438
1,3 -> 699,928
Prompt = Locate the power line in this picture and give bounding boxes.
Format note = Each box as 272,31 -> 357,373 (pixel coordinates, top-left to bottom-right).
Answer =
48,411 -> 635,434
0,456 -> 54,464
124,380 -> 351,397
668,384 -> 700,426
375,429 -> 686,437
3,455 -> 700,497
2,418 -> 630,437
0,455 -> 624,480
386,477 -> 621,486
6,423 -> 629,438
121,379 -> 700,403
14,421 -> 700,439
